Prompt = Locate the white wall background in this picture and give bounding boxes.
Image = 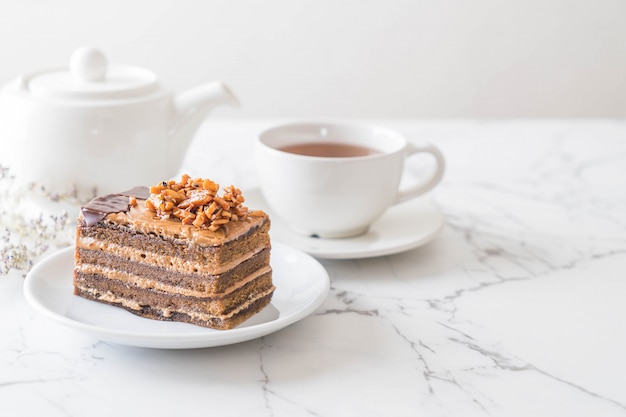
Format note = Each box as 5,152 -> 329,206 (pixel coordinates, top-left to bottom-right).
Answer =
0,0 -> 624,118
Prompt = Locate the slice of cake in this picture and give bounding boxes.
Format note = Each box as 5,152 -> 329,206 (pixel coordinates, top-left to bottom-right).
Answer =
73,175 -> 274,330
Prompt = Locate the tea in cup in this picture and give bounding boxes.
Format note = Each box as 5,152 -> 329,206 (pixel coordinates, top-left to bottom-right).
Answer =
254,122 -> 445,238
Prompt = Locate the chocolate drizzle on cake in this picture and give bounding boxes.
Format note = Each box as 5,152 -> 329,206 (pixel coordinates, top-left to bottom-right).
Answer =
119,186 -> 151,200
81,186 -> 150,226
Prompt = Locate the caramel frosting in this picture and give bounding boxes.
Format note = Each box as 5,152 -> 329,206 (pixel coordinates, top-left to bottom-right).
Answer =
80,186 -> 268,246
103,203 -> 266,246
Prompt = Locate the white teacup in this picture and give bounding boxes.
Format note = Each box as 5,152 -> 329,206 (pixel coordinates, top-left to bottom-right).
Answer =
254,122 -> 445,238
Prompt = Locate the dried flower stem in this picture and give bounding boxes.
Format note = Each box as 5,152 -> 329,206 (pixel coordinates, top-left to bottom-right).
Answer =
0,164 -> 78,277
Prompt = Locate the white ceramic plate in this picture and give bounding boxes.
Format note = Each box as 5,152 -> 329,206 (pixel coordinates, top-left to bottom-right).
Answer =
245,189 -> 444,259
23,243 -> 329,349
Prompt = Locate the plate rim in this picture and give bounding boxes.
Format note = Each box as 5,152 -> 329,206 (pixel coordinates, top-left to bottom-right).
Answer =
23,242 -> 330,349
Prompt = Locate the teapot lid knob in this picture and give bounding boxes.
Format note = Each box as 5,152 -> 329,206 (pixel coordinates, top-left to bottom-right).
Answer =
70,46 -> 108,82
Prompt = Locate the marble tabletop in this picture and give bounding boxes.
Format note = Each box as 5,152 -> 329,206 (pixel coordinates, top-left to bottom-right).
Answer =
1,119 -> 625,417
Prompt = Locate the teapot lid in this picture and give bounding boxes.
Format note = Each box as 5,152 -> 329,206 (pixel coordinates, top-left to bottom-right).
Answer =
21,47 -> 159,100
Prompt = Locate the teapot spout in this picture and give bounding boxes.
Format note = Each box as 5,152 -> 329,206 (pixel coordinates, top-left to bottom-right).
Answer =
174,81 -> 239,116
169,81 -> 239,171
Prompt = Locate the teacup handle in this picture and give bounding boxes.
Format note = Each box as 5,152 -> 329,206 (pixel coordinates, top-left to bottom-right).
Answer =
395,142 -> 445,204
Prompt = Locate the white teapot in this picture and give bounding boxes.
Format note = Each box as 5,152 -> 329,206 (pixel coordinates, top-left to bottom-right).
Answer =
0,47 -> 238,199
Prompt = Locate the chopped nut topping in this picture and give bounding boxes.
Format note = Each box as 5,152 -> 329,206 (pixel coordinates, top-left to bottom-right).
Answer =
146,174 -> 259,231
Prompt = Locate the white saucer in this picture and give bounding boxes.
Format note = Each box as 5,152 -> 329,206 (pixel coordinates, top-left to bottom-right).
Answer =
245,189 -> 444,259
23,243 -> 329,349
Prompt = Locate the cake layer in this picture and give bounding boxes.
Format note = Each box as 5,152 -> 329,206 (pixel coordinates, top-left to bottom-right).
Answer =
75,247 -> 271,296
74,267 -> 274,317
76,216 -> 271,275
74,283 -> 274,330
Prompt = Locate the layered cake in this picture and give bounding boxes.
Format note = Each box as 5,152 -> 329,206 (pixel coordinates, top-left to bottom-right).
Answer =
73,175 -> 274,330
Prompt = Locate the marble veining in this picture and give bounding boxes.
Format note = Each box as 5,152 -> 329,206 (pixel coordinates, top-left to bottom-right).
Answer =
1,120 -> 626,417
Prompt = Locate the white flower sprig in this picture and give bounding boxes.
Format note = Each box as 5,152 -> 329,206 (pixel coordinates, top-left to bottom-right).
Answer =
0,164 -> 79,277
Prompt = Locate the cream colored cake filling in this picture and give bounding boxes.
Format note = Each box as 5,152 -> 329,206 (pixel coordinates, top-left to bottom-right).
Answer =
77,263 -> 272,298
76,237 -> 267,275
84,287 -> 142,311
